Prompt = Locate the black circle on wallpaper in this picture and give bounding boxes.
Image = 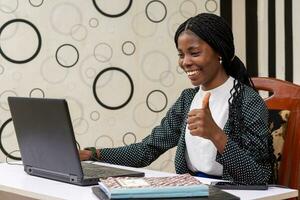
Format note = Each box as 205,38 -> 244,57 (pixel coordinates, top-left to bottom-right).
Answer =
145,0 -> 167,23
0,118 -> 21,160
121,41 -> 136,56
29,88 -> 45,98
29,0 -> 44,7
93,67 -> 134,110
205,0 -> 218,13
146,90 -> 168,113
0,19 -> 42,64
55,43 -> 79,68
92,0 -> 132,18
122,132 -> 137,146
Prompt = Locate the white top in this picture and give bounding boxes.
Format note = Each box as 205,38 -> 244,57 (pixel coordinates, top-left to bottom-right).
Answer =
185,76 -> 234,175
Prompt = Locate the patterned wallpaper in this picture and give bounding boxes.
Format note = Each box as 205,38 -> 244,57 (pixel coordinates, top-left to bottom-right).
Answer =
0,0 -> 220,172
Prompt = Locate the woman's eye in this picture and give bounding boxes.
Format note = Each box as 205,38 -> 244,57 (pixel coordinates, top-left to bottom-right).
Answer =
191,52 -> 200,56
178,53 -> 184,58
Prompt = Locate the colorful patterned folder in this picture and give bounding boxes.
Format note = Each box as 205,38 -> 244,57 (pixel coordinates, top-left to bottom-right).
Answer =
98,174 -> 208,199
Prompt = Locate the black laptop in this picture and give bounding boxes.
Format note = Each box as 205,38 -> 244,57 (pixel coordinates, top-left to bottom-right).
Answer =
7,97 -> 144,186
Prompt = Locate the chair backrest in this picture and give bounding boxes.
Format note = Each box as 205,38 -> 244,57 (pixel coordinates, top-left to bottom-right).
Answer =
252,77 -> 300,190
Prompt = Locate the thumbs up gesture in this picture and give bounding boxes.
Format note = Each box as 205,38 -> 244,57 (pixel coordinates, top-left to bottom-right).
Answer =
187,92 -> 221,140
202,92 -> 210,110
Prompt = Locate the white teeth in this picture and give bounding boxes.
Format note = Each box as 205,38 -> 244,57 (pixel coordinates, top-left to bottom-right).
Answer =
186,70 -> 199,76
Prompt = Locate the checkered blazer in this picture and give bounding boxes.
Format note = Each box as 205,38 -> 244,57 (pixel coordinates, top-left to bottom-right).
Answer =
100,85 -> 273,184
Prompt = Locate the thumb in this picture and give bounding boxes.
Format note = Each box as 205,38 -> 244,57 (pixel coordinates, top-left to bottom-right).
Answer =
202,92 -> 211,109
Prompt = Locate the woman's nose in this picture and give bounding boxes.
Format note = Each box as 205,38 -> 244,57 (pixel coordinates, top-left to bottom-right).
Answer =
182,55 -> 192,67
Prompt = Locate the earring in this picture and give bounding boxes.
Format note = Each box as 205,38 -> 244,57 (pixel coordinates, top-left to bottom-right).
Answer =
219,57 -> 223,64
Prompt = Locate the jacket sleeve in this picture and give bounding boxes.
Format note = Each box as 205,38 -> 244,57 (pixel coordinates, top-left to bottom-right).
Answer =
216,88 -> 273,184
99,89 -> 191,167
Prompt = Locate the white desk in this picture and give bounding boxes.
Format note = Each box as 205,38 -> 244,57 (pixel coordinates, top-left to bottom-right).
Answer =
0,162 -> 298,200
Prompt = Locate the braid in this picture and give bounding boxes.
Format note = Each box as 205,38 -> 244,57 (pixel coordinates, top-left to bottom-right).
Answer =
227,56 -> 256,147
174,13 -> 256,147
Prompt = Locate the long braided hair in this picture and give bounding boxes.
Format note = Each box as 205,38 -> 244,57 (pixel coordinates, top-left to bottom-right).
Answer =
174,13 -> 275,182
174,13 -> 254,141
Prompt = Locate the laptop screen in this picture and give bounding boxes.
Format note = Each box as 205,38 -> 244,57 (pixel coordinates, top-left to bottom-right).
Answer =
8,97 -> 84,177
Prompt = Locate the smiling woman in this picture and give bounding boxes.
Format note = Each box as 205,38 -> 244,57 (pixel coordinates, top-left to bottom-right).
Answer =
80,13 -> 275,185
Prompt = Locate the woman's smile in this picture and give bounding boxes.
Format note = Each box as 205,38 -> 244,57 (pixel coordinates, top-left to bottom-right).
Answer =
186,69 -> 201,80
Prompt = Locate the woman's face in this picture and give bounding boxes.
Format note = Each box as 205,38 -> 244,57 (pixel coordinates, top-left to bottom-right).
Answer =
177,30 -> 228,90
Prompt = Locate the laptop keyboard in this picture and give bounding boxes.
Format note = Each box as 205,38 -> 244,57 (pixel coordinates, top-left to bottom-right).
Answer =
81,162 -> 132,178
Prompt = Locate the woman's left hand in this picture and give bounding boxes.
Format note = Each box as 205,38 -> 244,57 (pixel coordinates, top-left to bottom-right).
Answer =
187,92 -> 223,140
187,92 -> 227,153
187,92 -> 228,153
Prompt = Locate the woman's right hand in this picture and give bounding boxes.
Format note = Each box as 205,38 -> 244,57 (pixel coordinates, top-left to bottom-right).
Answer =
79,150 -> 92,161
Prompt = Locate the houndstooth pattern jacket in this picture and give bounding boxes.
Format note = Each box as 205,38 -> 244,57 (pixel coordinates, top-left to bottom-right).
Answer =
100,86 -> 273,184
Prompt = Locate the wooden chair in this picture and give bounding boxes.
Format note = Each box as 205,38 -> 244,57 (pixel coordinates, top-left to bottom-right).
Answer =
252,77 -> 300,191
